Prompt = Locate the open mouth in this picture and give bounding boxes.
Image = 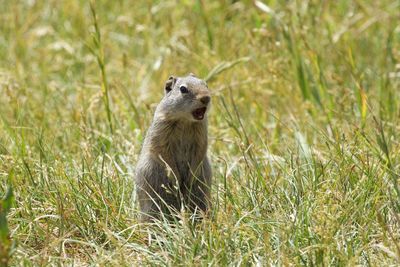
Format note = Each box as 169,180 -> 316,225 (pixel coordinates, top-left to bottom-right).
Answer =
192,107 -> 207,120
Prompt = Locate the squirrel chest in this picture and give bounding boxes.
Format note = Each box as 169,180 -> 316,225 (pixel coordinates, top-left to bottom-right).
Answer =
161,123 -> 207,181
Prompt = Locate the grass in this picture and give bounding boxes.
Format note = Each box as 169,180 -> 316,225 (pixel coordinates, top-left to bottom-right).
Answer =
0,0 -> 399,265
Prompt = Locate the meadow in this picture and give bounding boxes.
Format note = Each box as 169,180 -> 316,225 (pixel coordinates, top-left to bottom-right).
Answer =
0,0 -> 400,265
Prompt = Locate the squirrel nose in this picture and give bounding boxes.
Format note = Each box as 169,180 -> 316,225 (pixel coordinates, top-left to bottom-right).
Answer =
200,95 -> 211,105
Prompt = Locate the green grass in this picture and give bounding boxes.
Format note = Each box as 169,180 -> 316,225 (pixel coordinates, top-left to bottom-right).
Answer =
0,0 -> 399,265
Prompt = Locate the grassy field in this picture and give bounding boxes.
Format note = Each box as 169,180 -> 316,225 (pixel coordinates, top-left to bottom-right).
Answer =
0,0 -> 400,265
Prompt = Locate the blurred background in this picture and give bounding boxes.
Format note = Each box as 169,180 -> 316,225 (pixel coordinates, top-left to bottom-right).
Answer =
0,0 -> 399,265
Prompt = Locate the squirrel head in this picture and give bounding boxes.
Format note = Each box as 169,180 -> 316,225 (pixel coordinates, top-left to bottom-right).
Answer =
157,74 -> 211,122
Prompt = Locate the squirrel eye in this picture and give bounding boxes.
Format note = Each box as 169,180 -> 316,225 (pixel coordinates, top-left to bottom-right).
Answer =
180,85 -> 188,94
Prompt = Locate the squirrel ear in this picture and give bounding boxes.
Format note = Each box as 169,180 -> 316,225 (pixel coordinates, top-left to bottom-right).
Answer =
165,76 -> 176,94
189,73 -> 196,77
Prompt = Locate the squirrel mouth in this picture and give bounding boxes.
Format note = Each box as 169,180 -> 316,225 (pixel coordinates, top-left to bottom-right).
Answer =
192,107 -> 207,120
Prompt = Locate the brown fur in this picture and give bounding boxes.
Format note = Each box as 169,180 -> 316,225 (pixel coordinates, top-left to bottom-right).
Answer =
135,74 -> 212,222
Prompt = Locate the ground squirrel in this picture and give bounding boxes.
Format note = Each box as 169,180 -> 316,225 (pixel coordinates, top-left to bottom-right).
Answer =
135,74 -> 212,222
